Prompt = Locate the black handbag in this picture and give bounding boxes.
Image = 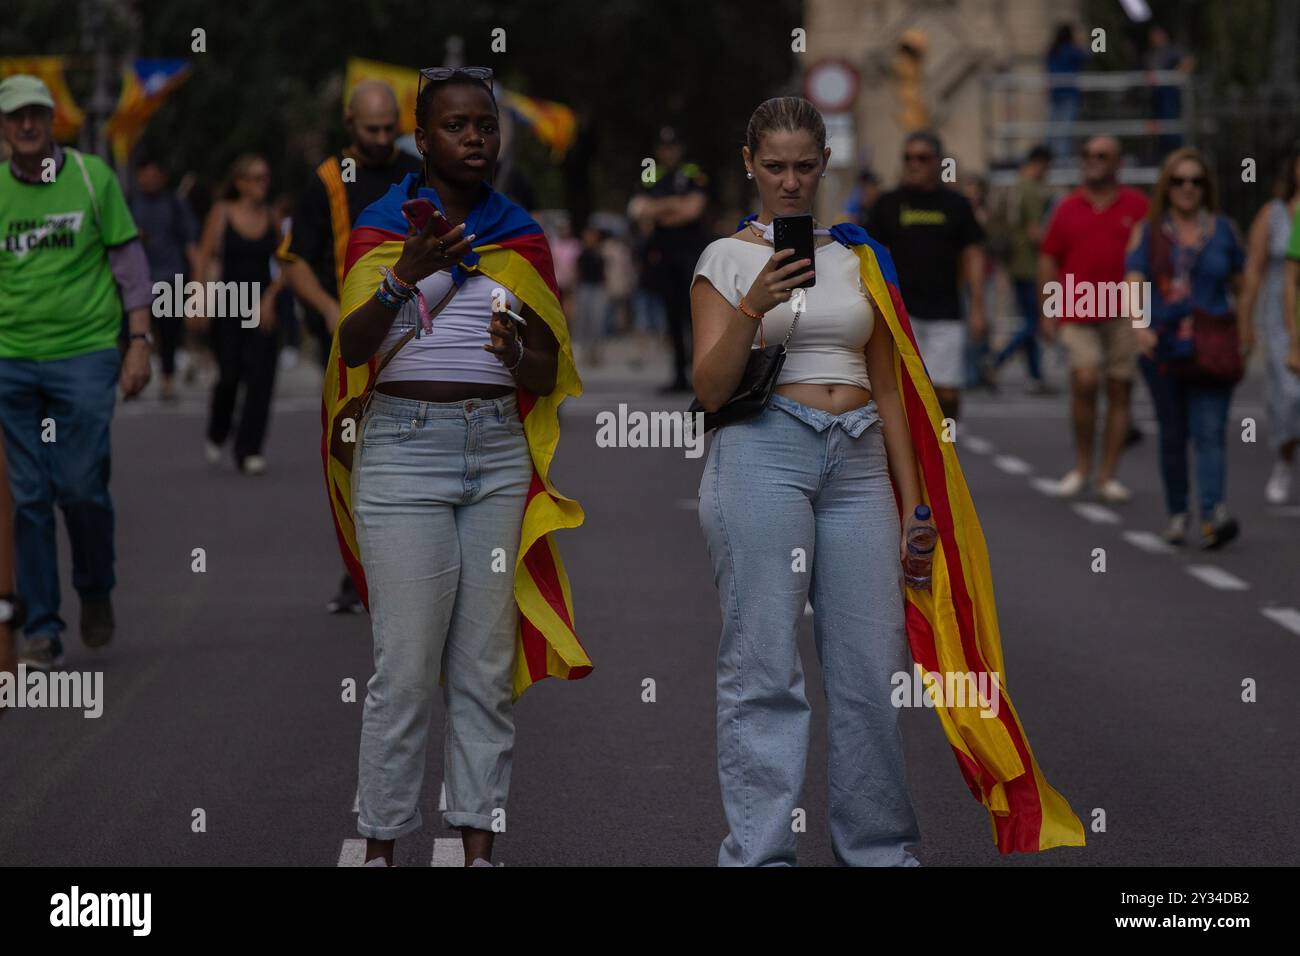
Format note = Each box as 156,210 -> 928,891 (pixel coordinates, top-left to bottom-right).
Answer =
688,293 -> 802,432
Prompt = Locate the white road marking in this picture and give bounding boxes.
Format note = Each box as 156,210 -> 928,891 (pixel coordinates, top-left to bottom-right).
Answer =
1261,607 -> 1300,635
961,435 -> 993,454
338,838 -> 367,867
352,789 -> 359,813
1029,477 -> 1061,496
1122,530 -> 1176,555
1185,565 -> 1249,591
432,839 -> 465,867
804,601 -> 813,617
1071,503 -> 1121,524
992,455 -> 1032,475
438,782 -> 447,812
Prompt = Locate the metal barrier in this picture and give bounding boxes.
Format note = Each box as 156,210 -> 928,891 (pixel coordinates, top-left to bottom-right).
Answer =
984,68 -> 1193,187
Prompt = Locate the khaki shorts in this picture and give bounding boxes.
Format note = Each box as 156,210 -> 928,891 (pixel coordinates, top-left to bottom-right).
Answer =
1059,318 -> 1138,381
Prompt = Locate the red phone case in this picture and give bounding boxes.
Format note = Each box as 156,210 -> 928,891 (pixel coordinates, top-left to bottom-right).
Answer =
401,199 -> 450,236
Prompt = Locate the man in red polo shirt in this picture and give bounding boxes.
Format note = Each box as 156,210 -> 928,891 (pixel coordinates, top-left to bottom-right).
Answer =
1038,136 -> 1149,501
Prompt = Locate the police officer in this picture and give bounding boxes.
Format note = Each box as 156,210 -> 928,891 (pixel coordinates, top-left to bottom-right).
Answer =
630,126 -> 710,392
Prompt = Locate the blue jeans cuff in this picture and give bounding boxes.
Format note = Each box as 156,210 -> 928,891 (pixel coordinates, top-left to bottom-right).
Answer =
443,811 -> 498,832
357,808 -> 423,841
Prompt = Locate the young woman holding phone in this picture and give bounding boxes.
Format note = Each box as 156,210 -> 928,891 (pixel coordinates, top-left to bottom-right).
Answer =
691,97 -> 934,866
327,67 -> 588,866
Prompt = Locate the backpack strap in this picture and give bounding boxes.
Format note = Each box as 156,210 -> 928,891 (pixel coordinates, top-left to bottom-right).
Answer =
68,148 -> 102,234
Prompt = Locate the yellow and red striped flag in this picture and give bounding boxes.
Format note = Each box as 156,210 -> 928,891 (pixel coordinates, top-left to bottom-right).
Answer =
323,174 -> 591,699
834,220 -> 1086,853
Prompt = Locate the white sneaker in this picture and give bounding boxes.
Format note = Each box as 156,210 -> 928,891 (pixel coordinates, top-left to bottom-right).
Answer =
1051,469 -> 1088,498
1162,512 -> 1189,545
241,455 -> 267,476
204,440 -> 222,465
1098,478 -> 1132,503
1265,461 -> 1292,505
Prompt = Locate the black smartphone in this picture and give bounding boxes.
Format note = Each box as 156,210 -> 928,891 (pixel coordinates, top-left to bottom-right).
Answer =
773,213 -> 816,289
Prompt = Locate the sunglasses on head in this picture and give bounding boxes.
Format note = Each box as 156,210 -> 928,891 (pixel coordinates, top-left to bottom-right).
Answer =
417,65 -> 494,98
1170,175 -> 1205,188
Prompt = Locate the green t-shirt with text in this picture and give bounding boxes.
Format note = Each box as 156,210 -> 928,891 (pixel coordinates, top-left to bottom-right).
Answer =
0,151 -> 138,360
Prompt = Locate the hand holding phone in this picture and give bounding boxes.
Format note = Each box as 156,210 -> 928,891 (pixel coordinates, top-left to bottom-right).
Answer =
393,199 -> 474,284
773,214 -> 816,290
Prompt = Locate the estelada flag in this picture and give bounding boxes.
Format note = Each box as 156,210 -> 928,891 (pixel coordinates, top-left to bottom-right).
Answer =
500,90 -> 577,161
832,220 -> 1086,853
105,58 -> 191,166
323,174 -> 591,699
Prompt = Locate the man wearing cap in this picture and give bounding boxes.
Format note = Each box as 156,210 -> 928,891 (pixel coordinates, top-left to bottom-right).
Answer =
276,78 -> 420,614
630,126 -> 711,392
0,75 -> 153,670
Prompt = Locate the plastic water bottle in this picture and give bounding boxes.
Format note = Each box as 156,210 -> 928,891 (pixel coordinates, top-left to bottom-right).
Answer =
903,504 -> 937,590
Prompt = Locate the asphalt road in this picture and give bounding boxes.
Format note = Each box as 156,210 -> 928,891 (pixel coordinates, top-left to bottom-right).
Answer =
1,339 -> 1296,866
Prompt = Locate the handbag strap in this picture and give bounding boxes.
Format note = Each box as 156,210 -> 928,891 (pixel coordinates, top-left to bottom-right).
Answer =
363,281 -> 460,400
779,288 -> 805,349
752,287 -> 805,351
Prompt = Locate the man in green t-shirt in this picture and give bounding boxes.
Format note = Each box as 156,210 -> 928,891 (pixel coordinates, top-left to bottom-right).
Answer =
0,75 -> 154,670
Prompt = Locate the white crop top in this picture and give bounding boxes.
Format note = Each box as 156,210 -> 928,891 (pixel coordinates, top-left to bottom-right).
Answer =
374,269 -> 522,386
692,236 -> 875,390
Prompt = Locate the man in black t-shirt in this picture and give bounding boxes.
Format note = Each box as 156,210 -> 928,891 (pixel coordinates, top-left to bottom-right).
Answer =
629,126 -> 711,392
277,79 -> 421,614
278,80 -> 422,372
868,130 -> 986,421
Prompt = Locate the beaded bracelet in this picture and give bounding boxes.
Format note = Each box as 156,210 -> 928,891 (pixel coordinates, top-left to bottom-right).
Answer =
380,268 -> 417,301
373,281 -> 407,310
737,296 -> 764,321
384,266 -> 417,293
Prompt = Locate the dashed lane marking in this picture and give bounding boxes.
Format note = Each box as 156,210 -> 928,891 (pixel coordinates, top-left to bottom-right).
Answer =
432,839 -> 465,867
338,839 -> 366,867
992,455 -> 1033,475
1261,607 -> 1300,635
1186,565 -> 1249,591
1122,530 -> 1177,555
1029,477 -> 1061,496
1071,503 -> 1121,524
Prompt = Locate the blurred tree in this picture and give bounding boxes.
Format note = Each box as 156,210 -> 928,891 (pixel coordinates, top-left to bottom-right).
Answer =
4,0 -> 800,218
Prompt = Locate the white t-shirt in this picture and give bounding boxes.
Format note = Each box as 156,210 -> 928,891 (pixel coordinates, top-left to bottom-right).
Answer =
691,236 -> 875,390
375,269 -> 522,387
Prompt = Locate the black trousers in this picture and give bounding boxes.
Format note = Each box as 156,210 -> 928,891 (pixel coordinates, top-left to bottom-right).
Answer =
206,320 -> 280,463
647,243 -> 702,386
152,314 -> 184,376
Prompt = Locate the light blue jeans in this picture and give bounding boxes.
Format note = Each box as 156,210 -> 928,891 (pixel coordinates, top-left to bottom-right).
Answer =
698,393 -> 921,866
351,391 -> 531,839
